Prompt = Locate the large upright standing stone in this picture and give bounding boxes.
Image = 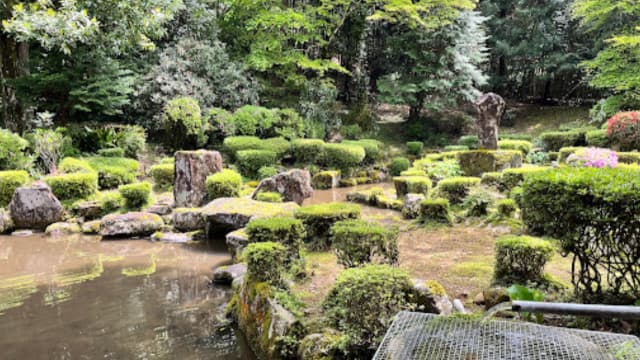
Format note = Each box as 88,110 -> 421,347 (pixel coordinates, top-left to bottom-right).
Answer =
174,150 -> 223,207
9,182 -> 64,230
475,93 -> 506,150
250,169 -> 313,205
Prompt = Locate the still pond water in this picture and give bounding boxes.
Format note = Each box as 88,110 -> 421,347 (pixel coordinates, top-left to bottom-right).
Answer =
0,184 -> 398,359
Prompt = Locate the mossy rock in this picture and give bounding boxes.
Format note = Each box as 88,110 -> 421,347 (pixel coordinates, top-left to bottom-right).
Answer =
201,197 -> 299,234
312,171 -> 341,190
45,222 -> 82,236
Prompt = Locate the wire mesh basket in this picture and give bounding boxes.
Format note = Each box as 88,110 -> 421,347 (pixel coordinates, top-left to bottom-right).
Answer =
373,311 -> 640,360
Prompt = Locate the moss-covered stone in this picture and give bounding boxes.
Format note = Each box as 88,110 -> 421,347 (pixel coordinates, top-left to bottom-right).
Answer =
312,171 -> 341,190
81,220 -> 101,234
45,222 -> 82,236
202,197 -> 299,234
456,150 -> 522,176
393,176 -> 432,197
100,212 -> 164,238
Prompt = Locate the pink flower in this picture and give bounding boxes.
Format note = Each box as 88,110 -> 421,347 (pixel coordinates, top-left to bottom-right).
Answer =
567,147 -> 618,168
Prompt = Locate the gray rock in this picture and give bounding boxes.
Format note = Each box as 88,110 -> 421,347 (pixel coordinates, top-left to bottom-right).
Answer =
225,228 -> 249,260
81,220 -> 101,234
202,197 -> 299,234
76,200 -> 102,220
45,222 -> 82,236
174,150 -> 223,208
475,93 -> 506,150
402,193 -> 425,219
267,299 -> 297,339
9,182 -> 64,230
251,169 -> 313,205
145,203 -> 173,216
12,229 -> 34,237
483,287 -> 511,310
0,209 -> 14,234
172,208 -> 205,232
298,330 -> 341,360
413,279 -> 453,315
212,263 -> 247,285
100,212 -> 164,238
151,231 -> 200,243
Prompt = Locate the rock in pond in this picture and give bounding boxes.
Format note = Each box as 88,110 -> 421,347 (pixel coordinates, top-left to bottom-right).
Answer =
9,182 -> 64,230
174,150 -> 223,208
225,228 -> 248,260
311,171 -> 340,190
100,212 -> 164,238
11,229 -> 34,237
412,279 -> 453,315
45,222 -> 82,236
201,197 -> 299,234
0,209 -> 14,234
81,220 -> 101,234
172,208 -> 205,232
151,231 -> 202,243
212,263 -> 247,285
251,169 -> 313,205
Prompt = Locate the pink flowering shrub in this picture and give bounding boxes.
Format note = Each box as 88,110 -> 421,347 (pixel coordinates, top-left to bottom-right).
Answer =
566,147 -> 618,168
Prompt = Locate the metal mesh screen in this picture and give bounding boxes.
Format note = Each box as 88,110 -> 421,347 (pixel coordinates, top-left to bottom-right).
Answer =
373,312 -> 640,360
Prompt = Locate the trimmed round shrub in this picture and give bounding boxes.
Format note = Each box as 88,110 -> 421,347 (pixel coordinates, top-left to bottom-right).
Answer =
244,241 -> 287,284
458,135 -> 479,149
330,219 -> 399,268
161,96 -> 206,151
393,176 -> 432,197
257,166 -> 278,180
406,141 -> 424,156
0,129 -> 31,171
294,202 -> 361,250
480,171 -> 502,188
229,105 -> 279,137
499,167 -> 549,192
97,147 -> 125,158
118,182 -> 152,210
323,264 -> 415,356
390,157 -> 410,176
223,136 -> 264,159
607,111 -> 640,151
586,129 -> 610,148
434,177 -> 481,204
86,157 -> 139,189
291,139 -> 325,164
262,137 -> 291,159
539,131 -> 584,152
59,157 -> 93,173
206,169 -> 242,200
45,172 -> 98,201
462,189 -> 492,217
494,235 -> 554,284
97,191 -> 123,215
236,150 -> 277,178
0,170 -> 29,207
321,143 -> 366,173
498,140 -> 533,156
149,164 -> 174,191
342,139 -> 382,164
246,217 -> 305,260
255,191 -> 283,203
497,198 -> 517,218
420,199 -> 451,225
521,167 -> 640,302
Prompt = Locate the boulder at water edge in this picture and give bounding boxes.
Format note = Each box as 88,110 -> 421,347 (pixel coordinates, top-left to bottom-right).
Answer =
225,228 -> 248,260
172,208 -> 206,232
174,150 -> 223,208
212,263 -> 247,285
45,222 -> 82,236
100,212 -> 164,238
201,197 -> 299,234
9,182 -> 64,230
251,169 -> 313,205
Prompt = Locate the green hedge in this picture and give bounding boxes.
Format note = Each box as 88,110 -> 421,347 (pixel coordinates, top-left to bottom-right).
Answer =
331,220 -> 399,268
499,167 -> 549,192
97,191 -> 123,215
343,139 -> 382,164
59,157 -> 93,173
521,167 -> 640,302
390,157 -> 410,176
456,150 -> 522,177
434,177 -> 481,204
406,141 -> 424,156
498,140 -> 533,156
149,164 -> 174,191
558,147 -> 584,162
585,129 -> 610,148
496,198 -> 517,217
494,235 -> 554,284
617,152 -> 640,164
45,172 -> 98,201
400,169 -> 427,177
420,198 -> 451,225
0,170 -> 29,206
206,169 -> 242,199
539,131 -> 584,152
97,147 -> 125,158
262,137 -> 291,159
291,139 -> 325,164
480,172 -> 502,188
393,176 -> 432,197
257,166 -> 278,180
244,242 -> 287,285
236,150 -> 277,178
246,217 -> 305,260
323,264 -> 414,355
321,143 -> 366,173
223,136 -> 264,158
255,191 -> 282,202
86,157 -> 139,189
294,202 -> 361,250
118,182 -> 151,210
